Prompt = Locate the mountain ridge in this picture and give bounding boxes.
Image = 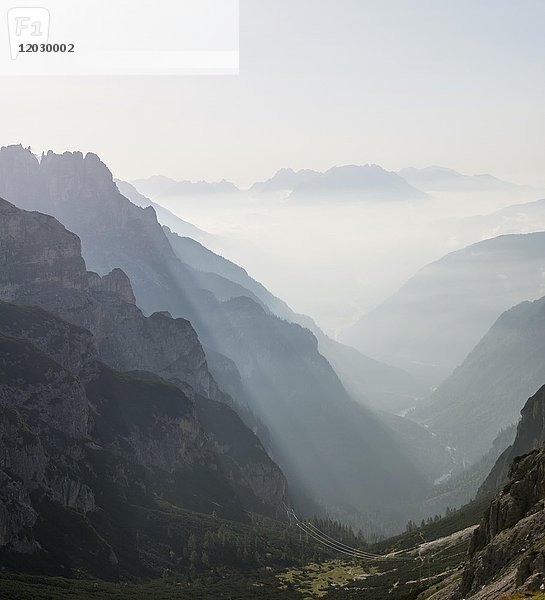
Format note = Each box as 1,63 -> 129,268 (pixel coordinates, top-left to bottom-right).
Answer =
411,295 -> 545,465
0,144 -> 431,531
342,231 -> 545,383
0,196 -> 288,520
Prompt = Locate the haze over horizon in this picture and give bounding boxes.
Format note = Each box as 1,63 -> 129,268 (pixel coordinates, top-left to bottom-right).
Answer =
1,0 -> 545,188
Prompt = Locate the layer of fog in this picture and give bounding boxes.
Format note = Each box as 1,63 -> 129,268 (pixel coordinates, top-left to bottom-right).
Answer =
137,185 -> 545,337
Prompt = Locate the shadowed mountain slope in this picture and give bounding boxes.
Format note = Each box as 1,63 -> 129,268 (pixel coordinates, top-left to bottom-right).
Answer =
0,298 -> 290,578
412,296 -> 545,464
0,145 -> 430,531
0,198 -> 288,519
342,233 -> 545,383
115,179 -> 213,244
164,225 -> 427,414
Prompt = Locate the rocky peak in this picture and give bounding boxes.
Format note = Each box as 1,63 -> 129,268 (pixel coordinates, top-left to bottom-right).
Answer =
0,146 -> 175,270
516,384 -> 545,450
479,384 -> 545,497
40,150 -> 118,204
0,198 -> 218,401
88,268 -> 136,304
0,145 -> 42,208
0,196 -> 89,310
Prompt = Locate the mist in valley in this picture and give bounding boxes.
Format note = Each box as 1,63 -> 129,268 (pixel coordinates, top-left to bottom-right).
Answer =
131,172 -> 545,338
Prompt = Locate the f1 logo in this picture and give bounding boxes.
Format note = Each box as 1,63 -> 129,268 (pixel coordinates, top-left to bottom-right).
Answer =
7,7 -> 50,59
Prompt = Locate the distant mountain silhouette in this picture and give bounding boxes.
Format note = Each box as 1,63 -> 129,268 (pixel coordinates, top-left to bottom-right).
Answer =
288,164 -> 426,201
342,232 -> 545,383
399,166 -> 531,193
132,175 -> 239,199
250,168 -> 320,193
455,196 -> 545,241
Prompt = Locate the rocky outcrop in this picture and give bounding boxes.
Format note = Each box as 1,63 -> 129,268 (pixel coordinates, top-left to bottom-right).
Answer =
88,268 -> 136,304
479,384 -> 545,497
0,470 -> 38,553
0,333 -> 89,438
0,196 -> 218,401
0,300 -> 98,381
84,282 -> 220,401
0,299 -> 287,566
0,199 -> 289,529
86,363 -> 205,472
451,446 -> 545,599
195,395 -> 287,515
0,396 -> 96,553
0,198 -> 88,313
425,387 -> 545,600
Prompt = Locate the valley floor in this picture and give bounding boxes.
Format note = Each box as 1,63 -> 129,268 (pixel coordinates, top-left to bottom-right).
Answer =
0,500 -> 488,600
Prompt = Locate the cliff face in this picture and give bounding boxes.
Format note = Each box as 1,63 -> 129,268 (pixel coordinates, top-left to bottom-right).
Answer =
0,301 -> 206,470
0,196 -> 217,401
0,298 -> 287,571
0,198 -> 88,310
0,333 -> 90,439
455,447 -> 545,598
0,199 -> 289,543
0,329 -> 98,553
0,300 -> 98,383
479,384 -> 545,497
422,385 -> 545,600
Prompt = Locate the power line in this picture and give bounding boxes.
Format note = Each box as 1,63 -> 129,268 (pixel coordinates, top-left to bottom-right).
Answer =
286,506 -> 418,562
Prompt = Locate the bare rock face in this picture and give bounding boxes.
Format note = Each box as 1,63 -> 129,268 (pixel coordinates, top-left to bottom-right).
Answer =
0,198 -> 289,561
88,268 -> 136,304
479,384 -> 545,497
458,446 -> 545,598
0,333 -> 89,439
85,289 -> 219,401
1,147 -> 177,285
0,198 -> 88,312
195,396 -> 288,516
0,304 -> 254,559
0,471 -> 39,553
0,299 -> 98,380
85,363 -> 207,474
0,399 -> 96,552
0,196 -> 218,401
0,145 -> 42,209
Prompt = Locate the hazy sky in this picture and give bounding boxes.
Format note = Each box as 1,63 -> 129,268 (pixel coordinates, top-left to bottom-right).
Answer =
1,0 -> 545,187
